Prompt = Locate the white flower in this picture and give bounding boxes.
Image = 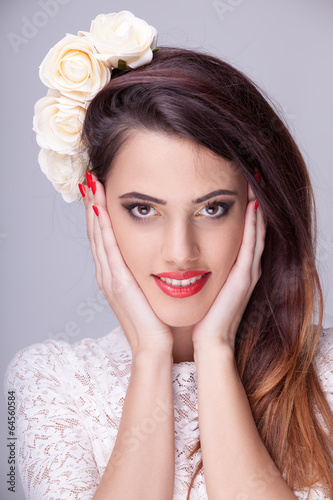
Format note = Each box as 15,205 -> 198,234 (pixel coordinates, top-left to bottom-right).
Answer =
78,11 -> 158,69
39,34 -> 111,102
34,11 -> 159,203
38,148 -> 88,203
33,90 -> 87,155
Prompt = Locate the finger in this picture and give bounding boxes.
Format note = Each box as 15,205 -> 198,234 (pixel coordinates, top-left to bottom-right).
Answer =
90,175 -> 135,292
251,203 -> 266,279
248,172 -> 262,202
248,182 -> 256,202
81,175 -> 103,286
247,181 -> 266,280
252,203 -> 266,282
89,176 -> 113,290
234,199 -> 258,279
91,174 -> 126,271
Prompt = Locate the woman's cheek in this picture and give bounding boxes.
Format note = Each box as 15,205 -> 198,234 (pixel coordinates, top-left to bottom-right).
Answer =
111,221 -> 152,275
211,220 -> 245,275
106,212 -> 136,266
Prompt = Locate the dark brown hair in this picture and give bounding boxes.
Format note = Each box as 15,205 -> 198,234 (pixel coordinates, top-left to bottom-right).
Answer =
82,46 -> 333,497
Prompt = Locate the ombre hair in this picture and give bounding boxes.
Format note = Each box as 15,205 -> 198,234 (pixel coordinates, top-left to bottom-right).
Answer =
82,46 -> 333,497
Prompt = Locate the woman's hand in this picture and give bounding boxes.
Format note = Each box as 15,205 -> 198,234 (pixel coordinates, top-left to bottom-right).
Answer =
192,183 -> 266,352
81,173 -> 174,357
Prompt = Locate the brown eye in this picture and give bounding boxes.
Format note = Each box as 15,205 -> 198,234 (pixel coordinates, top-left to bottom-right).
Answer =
137,205 -> 151,215
131,203 -> 159,219
123,202 -> 161,223
206,204 -> 220,215
197,201 -> 229,218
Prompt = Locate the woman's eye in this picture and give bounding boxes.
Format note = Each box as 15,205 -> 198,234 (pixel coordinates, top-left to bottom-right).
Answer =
123,200 -> 231,223
127,203 -> 160,221
196,202 -> 230,218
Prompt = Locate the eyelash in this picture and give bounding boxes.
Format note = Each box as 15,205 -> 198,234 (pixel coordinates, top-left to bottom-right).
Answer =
122,200 -> 233,223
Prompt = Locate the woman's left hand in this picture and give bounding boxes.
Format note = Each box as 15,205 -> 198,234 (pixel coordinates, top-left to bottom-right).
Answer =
192,183 -> 266,352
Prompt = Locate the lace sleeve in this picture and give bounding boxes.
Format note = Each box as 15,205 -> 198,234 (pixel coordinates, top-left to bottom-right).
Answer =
3,341 -> 101,500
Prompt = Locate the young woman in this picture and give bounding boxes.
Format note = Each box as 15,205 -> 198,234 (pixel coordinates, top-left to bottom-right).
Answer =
4,11 -> 333,500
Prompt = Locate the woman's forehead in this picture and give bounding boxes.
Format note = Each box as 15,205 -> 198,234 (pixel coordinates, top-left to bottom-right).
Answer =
107,130 -> 246,189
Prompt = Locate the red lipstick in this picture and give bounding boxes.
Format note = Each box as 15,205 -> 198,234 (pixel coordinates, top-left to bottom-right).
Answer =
152,271 -> 211,298
154,270 -> 207,280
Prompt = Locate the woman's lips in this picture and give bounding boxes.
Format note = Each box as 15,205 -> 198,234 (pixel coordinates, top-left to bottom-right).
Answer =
154,270 -> 207,280
152,272 -> 211,298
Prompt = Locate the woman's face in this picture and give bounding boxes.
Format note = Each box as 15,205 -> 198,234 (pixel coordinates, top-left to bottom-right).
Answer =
105,131 -> 248,327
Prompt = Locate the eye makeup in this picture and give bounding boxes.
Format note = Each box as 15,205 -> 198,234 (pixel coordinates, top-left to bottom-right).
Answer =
121,199 -> 235,223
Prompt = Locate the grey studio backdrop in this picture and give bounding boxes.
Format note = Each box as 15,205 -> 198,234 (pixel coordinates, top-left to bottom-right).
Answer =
1,0 -> 333,498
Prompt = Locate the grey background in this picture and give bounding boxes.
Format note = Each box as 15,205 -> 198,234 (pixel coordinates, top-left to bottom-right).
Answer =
1,0 -> 332,498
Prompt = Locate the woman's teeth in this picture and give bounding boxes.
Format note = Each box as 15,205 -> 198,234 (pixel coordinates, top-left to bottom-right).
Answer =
159,274 -> 204,287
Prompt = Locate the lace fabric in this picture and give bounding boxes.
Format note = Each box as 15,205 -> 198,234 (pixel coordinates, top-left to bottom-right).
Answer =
3,325 -> 333,499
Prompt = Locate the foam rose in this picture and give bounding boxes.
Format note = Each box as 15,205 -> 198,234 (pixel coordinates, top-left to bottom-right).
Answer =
39,34 -> 110,102
78,11 -> 158,69
33,90 -> 87,155
38,148 -> 88,203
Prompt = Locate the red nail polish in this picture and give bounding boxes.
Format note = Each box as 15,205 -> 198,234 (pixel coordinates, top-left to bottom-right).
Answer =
254,200 -> 259,212
255,172 -> 261,183
86,172 -> 92,188
91,180 -> 96,195
78,183 -> 86,198
92,205 -> 99,216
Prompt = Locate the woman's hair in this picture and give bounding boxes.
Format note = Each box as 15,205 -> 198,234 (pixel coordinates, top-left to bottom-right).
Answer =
82,46 -> 333,496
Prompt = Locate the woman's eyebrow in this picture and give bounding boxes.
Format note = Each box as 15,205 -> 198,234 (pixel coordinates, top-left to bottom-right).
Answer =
118,189 -> 238,205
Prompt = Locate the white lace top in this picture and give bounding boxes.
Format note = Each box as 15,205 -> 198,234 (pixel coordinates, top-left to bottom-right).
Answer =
4,325 -> 333,500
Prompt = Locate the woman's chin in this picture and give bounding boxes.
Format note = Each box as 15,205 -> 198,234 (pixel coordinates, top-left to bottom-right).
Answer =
154,306 -> 207,328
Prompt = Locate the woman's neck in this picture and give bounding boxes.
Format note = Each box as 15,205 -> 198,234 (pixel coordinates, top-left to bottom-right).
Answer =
171,325 -> 195,363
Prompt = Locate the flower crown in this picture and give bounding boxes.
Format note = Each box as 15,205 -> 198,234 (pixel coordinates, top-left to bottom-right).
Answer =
33,11 -> 158,203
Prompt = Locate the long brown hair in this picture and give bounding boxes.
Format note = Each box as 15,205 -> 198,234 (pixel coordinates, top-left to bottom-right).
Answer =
82,46 -> 333,496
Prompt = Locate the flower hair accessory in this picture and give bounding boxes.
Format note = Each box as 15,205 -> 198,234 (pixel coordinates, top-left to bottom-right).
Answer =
33,11 -> 158,202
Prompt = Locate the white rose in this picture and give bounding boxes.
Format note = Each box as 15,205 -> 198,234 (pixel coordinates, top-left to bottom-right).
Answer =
39,34 -> 111,102
33,90 -> 87,155
38,148 -> 88,203
78,11 -> 158,69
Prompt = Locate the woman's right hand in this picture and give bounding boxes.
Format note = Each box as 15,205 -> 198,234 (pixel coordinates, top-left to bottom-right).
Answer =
80,173 -> 174,357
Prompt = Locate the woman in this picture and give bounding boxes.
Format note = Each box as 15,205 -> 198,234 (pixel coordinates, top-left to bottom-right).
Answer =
5,11 -> 333,500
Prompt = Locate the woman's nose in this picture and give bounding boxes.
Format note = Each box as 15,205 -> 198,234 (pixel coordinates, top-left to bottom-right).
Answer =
161,219 -> 200,267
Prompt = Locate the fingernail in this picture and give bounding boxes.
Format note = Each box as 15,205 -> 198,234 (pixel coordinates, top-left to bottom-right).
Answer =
254,200 -> 259,212
92,205 -> 99,216
86,172 -> 92,188
78,183 -> 86,198
255,172 -> 261,183
91,180 -> 96,195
